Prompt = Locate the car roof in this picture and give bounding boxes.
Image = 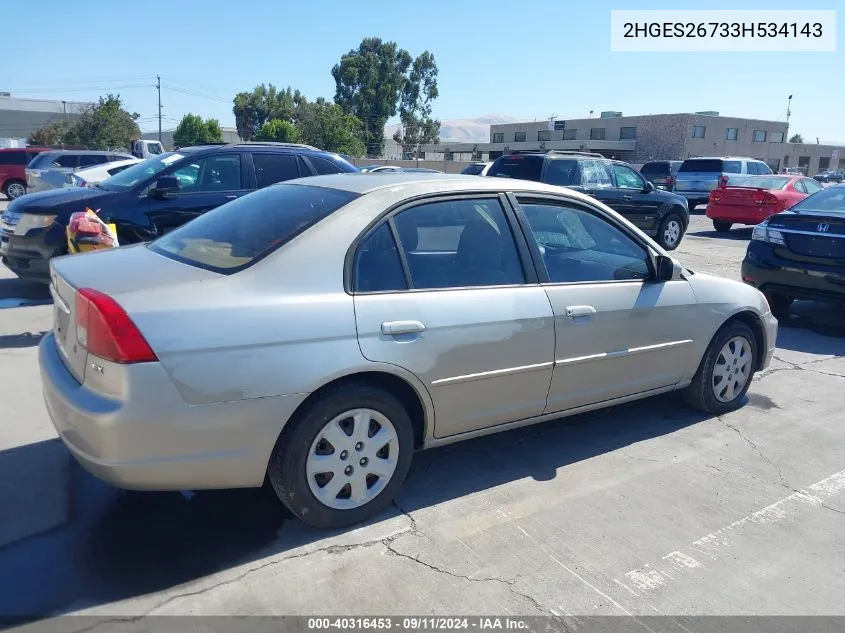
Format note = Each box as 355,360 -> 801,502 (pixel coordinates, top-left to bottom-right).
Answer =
280,172 -> 601,199
682,156 -> 760,161
177,142 -> 332,154
39,149 -> 127,155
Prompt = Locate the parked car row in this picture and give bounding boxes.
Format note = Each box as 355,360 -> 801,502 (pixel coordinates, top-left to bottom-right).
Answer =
813,170 -> 844,183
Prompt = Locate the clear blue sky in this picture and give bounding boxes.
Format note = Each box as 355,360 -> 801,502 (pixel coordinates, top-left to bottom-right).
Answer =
1,0 -> 842,141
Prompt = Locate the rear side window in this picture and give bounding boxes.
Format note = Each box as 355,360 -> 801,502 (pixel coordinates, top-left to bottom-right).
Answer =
544,159 -> 579,186
53,154 -> 80,168
28,152 -> 59,169
0,152 -> 28,166
487,155 -> 544,181
354,223 -> 408,292
640,162 -> 667,175
149,184 -> 359,274
253,153 -> 300,188
79,154 -> 108,167
309,156 -> 346,175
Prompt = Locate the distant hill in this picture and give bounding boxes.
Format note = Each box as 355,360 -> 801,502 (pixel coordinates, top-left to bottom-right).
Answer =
385,114 -> 522,144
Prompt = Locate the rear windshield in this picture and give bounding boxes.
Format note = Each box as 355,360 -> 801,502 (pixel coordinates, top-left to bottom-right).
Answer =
640,163 -> 668,175
0,151 -> 29,166
788,187 -> 845,215
731,176 -> 790,190
487,155 -> 543,180
679,159 -> 742,174
149,184 -> 359,274
27,152 -> 61,168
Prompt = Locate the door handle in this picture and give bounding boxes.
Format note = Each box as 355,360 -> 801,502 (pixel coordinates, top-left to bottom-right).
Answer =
381,320 -> 426,335
565,305 -> 597,317
225,194 -> 238,200
621,195 -> 633,201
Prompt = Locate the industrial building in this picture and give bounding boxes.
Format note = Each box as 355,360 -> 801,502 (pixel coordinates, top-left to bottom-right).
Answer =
0,93 -> 93,143
419,111 -> 843,176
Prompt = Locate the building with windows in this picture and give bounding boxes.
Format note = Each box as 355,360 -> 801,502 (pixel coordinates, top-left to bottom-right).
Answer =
419,111 -> 844,176
0,93 -> 94,142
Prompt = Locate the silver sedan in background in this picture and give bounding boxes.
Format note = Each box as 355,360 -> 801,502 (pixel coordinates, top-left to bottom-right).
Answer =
26,150 -> 134,194
39,173 -> 777,528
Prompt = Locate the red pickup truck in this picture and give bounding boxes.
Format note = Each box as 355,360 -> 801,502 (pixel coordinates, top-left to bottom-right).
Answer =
0,147 -> 52,200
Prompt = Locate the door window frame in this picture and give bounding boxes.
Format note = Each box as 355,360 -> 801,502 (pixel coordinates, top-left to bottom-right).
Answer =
157,153 -> 247,196
505,192 -> 659,286
346,192 -> 540,295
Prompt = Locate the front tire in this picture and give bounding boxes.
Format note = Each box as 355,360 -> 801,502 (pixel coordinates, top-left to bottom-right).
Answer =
3,179 -> 26,200
267,382 -> 414,529
682,321 -> 758,414
713,220 -> 732,233
657,213 -> 684,250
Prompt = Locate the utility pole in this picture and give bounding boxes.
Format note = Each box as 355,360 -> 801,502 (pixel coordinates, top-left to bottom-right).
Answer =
785,94 -> 792,140
156,75 -> 162,142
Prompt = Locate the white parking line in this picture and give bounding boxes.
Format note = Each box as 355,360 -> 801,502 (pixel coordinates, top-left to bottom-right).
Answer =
619,468 -> 845,593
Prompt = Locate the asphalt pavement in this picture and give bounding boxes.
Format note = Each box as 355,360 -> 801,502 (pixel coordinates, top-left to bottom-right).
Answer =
1,200 -> 844,621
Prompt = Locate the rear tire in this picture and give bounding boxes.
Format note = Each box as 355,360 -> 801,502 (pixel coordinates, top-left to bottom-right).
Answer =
3,179 -> 26,200
713,220 -> 732,233
657,213 -> 684,250
682,320 -> 758,414
267,382 -> 414,529
764,291 -> 794,315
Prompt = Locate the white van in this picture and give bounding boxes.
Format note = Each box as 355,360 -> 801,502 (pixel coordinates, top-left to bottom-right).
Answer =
131,140 -> 165,159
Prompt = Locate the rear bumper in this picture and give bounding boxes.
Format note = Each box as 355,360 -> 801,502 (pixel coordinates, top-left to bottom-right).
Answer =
706,204 -> 775,225
675,191 -> 711,207
742,249 -> 845,304
0,224 -> 65,282
39,332 -> 308,490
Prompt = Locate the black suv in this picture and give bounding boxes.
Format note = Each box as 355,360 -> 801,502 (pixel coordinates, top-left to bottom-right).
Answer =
0,142 -> 357,281
486,151 -> 689,250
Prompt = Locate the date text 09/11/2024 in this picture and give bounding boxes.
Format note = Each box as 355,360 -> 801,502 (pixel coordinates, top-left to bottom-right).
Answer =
307,617 -> 530,630
622,22 -> 823,39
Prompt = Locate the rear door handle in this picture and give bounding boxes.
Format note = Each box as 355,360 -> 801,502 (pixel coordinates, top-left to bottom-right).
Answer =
565,305 -> 597,317
621,195 -> 633,201
381,320 -> 426,335
225,194 -> 238,200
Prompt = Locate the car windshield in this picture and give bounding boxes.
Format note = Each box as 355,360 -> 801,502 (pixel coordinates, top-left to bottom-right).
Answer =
788,186 -> 845,215
731,176 -> 790,190
98,152 -> 187,191
149,184 -> 360,274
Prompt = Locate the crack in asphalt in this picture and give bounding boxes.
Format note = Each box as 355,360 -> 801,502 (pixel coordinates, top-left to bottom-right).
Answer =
717,415 -> 790,489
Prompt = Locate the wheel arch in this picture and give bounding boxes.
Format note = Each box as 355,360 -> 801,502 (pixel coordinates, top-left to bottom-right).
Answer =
724,309 -> 767,371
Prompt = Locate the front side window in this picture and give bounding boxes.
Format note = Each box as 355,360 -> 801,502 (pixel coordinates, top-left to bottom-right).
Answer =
753,130 -> 767,142
253,153 -> 299,188
692,126 -> 706,138
518,200 -> 651,283
177,155 -> 242,192
150,184 -> 359,273
389,198 -> 525,290
613,164 -> 645,189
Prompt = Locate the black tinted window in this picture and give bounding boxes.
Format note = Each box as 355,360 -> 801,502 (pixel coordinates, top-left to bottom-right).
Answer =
0,152 -> 28,166
461,164 -> 486,175
544,159 -> 579,186
355,223 -> 407,292
519,201 -> 650,283
391,198 -> 525,289
640,163 -> 668,175
28,153 -> 59,168
253,153 -> 299,188
79,154 -> 108,167
680,159 -> 722,173
309,156 -> 345,175
150,184 -> 359,273
487,155 -> 543,181
53,154 -> 79,168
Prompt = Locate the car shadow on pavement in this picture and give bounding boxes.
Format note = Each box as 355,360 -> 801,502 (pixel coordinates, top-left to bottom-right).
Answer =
775,302 -> 845,352
0,393 -> 712,620
0,331 -> 47,349
0,277 -> 52,310
687,227 -> 754,241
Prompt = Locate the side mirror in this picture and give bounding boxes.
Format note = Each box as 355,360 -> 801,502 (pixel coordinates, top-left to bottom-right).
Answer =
643,180 -> 655,192
150,175 -> 179,199
654,255 -> 677,281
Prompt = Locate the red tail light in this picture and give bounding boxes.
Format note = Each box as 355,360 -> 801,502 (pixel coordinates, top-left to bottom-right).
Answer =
752,191 -> 779,205
75,288 -> 157,364
711,190 -> 723,202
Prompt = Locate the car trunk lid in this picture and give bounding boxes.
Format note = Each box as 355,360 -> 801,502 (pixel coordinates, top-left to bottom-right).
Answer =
49,244 -> 221,383
769,211 -> 845,263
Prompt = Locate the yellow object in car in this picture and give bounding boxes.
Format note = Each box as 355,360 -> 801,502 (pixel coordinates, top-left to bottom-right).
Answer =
66,208 -> 119,254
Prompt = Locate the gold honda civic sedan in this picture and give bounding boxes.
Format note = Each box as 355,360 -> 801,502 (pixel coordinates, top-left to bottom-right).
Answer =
40,173 -> 777,528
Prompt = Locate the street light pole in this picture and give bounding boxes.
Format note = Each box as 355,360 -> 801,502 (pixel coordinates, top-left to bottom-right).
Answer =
157,75 -> 162,143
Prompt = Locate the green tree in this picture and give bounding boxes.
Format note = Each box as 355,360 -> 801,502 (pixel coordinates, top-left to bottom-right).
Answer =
393,51 -> 440,158
28,94 -> 140,149
232,84 -> 304,140
27,119 -> 74,146
173,113 -> 224,147
789,133 -> 803,143
297,99 -> 366,156
254,118 -> 301,143
332,38 -> 412,157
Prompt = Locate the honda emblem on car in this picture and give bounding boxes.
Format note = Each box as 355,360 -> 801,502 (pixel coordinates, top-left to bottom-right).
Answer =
818,223 -> 830,232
